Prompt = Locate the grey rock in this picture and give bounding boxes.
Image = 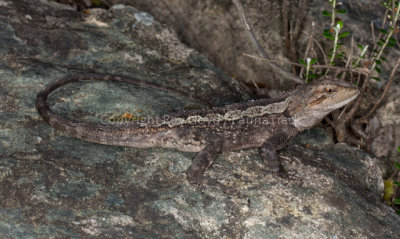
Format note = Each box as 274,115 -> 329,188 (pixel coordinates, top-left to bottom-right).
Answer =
0,1 -> 399,238
374,90 -> 400,158
117,0 -> 390,90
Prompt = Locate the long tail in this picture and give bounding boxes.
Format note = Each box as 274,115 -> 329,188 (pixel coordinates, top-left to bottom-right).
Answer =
35,73 -> 200,147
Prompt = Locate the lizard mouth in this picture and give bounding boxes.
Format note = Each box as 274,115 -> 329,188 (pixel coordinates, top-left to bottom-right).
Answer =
328,89 -> 359,110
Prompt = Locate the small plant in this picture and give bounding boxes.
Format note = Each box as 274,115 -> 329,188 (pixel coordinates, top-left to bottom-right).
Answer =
295,0 -> 400,146
233,0 -> 400,212
298,57 -> 317,82
321,0 -> 350,67
384,147 -> 400,213
303,2 -> 400,214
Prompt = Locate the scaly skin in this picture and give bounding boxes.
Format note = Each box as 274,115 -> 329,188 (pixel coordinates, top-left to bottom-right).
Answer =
36,73 -> 359,184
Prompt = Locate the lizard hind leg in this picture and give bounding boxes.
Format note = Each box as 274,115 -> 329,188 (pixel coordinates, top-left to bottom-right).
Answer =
260,141 -> 284,175
260,132 -> 292,178
186,140 -> 223,185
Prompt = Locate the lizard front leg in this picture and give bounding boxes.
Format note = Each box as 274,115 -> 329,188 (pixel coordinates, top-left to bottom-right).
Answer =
186,139 -> 223,185
260,132 -> 291,177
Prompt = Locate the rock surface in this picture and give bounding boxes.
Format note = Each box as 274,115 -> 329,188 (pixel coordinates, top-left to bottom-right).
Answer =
0,0 -> 399,238
114,0 -> 388,89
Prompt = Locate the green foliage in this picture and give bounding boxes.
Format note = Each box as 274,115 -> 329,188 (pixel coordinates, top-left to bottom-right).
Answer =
384,160 -> 400,213
395,161 -> 400,170
380,29 -> 389,35
322,10 -> 331,17
300,0 -> 400,80
338,31 -> 350,39
336,9 -> 346,14
388,148 -> 400,213
384,179 -> 396,204
299,57 -> 318,82
323,30 -> 334,40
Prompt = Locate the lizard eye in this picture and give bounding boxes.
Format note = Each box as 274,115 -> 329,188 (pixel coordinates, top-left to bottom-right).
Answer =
325,88 -> 335,94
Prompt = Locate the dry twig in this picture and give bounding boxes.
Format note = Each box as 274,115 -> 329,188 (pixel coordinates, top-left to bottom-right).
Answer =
299,22 -> 315,78
363,57 -> 400,119
292,0 -> 308,41
244,53 -> 368,74
232,0 -> 304,84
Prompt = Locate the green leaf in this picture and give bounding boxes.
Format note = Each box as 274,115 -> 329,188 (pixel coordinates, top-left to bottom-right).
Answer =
310,58 -> 317,65
377,41 -> 383,46
394,198 -> 400,204
381,56 -> 387,61
375,60 -> 382,65
357,44 -> 364,50
395,161 -> 400,170
380,29 -> 389,34
299,59 -> 306,66
337,21 -> 344,29
322,10 -> 331,17
371,77 -> 380,81
389,37 -> 396,43
336,9 -> 346,14
394,182 -> 400,186
336,53 -> 344,58
388,42 -> 396,47
375,66 -> 382,73
338,31 -> 350,39
398,146 -> 400,152
307,74 -> 318,79
323,30 -> 334,40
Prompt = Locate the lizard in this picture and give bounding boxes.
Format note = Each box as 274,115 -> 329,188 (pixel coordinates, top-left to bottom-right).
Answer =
36,73 -> 360,185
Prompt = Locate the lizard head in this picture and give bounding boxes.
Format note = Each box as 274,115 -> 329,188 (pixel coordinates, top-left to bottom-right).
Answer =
288,79 -> 360,130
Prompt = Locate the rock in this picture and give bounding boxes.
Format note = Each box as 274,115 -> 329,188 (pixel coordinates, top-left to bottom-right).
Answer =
117,0 -> 388,90
115,0 -> 298,90
370,89 -> 400,162
0,0 -> 399,238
